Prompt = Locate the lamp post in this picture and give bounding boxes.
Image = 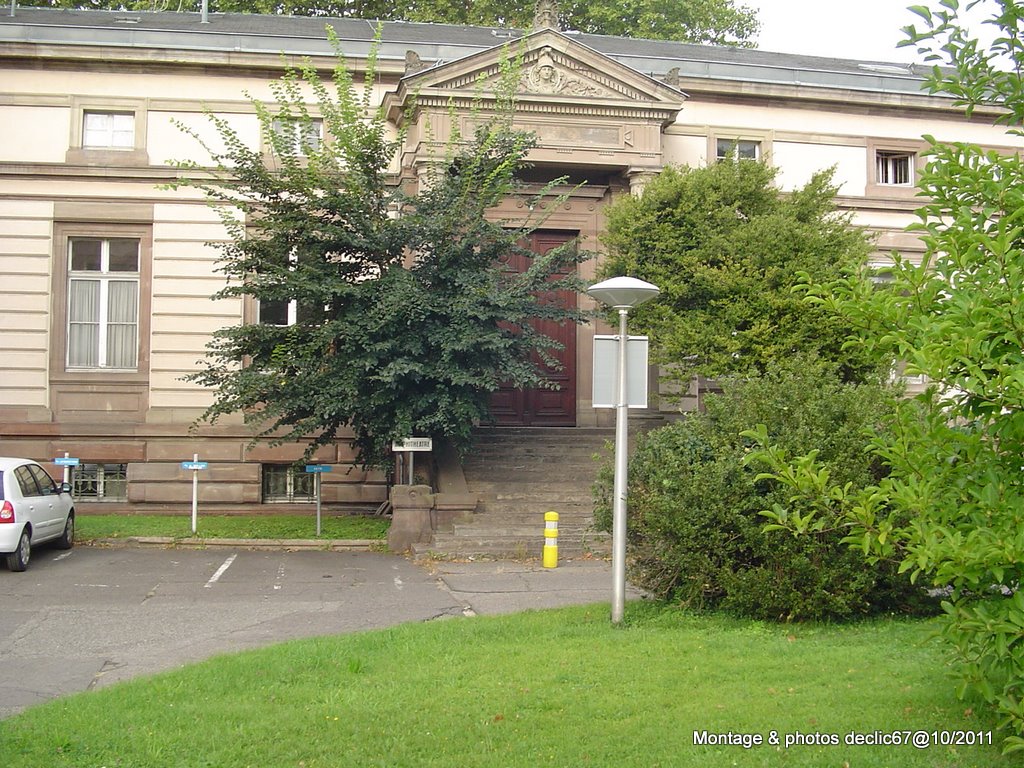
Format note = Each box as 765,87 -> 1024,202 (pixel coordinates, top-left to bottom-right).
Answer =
587,276 -> 660,624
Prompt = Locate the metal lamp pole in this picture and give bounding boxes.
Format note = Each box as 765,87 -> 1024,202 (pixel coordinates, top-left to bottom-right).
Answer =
611,305 -> 630,624
587,276 -> 660,625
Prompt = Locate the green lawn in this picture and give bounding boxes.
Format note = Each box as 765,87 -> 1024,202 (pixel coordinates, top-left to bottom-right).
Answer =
77,514 -> 389,541
0,604 -> 1007,767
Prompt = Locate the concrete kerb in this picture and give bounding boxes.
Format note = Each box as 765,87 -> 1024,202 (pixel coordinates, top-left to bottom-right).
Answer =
85,537 -> 380,551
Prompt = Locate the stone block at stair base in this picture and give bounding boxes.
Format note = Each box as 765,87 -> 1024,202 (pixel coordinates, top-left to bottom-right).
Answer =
433,492 -> 478,532
387,485 -> 434,552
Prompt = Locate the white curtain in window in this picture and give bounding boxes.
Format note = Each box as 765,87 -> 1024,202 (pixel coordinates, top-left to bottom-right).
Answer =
68,279 -> 100,367
106,280 -> 138,368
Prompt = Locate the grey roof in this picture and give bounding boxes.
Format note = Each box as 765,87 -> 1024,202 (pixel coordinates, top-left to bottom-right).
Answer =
0,7 -> 930,96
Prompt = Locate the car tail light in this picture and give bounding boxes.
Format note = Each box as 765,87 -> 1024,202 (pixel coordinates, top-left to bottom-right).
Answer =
0,500 -> 14,523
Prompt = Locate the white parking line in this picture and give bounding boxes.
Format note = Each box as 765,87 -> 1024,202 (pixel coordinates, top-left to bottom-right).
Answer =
204,554 -> 237,589
52,552 -> 73,562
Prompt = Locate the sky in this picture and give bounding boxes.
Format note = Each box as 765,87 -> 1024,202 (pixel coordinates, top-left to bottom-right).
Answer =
749,0 -> 929,63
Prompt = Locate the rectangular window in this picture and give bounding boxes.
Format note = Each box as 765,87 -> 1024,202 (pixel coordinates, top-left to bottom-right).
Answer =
271,118 -> 323,156
256,249 -> 327,326
257,298 -> 325,326
67,237 -> 140,369
876,151 -> 914,185
716,138 -> 760,162
83,111 -> 136,149
258,298 -> 294,326
262,464 -> 314,503
72,463 -> 128,502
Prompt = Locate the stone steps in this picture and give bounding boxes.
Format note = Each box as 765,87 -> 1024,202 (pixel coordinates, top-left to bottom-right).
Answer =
473,493 -> 598,505
424,427 -> 614,558
427,530 -> 611,559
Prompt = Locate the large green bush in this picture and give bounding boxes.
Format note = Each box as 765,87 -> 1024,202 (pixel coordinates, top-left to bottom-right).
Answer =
595,362 -> 933,621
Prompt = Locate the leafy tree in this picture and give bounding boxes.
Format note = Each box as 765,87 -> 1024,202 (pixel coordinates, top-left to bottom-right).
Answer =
599,160 -> 878,394
746,0 -> 1024,750
17,0 -> 760,46
172,38 -> 587,468
401,0 -> 759,46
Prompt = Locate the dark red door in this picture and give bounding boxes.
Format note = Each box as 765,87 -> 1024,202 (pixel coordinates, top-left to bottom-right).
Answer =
489,231 -> 577,426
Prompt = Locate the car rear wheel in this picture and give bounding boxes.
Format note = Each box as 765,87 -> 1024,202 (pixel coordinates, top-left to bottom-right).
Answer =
55,512 -> 75,550
6,528 -> 30,572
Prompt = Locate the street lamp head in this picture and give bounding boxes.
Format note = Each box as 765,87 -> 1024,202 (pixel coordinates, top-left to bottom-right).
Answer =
587,276 -> 660,309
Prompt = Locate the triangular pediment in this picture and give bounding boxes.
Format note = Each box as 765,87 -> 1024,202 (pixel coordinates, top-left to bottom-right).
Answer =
389,28 -> 686,120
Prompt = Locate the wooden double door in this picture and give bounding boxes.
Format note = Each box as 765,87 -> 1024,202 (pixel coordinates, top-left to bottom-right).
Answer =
488,231 -> 578,427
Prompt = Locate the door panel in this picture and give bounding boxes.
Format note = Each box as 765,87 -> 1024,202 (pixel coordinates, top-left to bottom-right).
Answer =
27,464 -> 63,538
490,231 -> 577,426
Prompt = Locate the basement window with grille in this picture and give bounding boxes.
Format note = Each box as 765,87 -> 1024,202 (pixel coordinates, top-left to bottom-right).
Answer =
72,463 -> 128,502
261,464 -> 315,503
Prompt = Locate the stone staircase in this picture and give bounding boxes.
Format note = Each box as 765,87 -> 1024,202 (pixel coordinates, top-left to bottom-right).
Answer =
425,427 -> 614,558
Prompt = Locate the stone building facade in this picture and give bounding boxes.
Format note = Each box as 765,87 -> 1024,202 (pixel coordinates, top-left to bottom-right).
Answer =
0,8 -> 1017,508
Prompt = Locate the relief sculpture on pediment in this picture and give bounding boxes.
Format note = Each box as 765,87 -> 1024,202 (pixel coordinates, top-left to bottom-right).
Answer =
521,49 -> 605,97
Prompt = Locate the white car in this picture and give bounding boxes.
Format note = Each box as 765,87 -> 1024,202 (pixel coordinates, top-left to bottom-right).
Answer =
0,457 -> 75,571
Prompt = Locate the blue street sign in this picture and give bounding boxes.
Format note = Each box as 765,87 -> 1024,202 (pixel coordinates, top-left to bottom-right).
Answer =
181,461 -> 209,470
54,457 -> 80,466
304,464 -> 333,473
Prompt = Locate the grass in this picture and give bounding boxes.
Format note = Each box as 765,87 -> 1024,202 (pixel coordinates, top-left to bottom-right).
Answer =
0,603 -> 1008,767
76,514 -> 389,542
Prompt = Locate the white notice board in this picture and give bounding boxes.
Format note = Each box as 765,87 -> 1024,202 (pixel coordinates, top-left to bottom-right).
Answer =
592,335 -> 649,409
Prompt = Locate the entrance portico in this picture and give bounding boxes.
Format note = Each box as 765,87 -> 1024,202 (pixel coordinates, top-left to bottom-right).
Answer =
385,26 -> 686,428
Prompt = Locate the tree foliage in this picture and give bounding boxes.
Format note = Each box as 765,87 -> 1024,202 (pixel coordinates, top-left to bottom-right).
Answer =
599,160 -> 878,392
746,0 -> 1024,750
172,37 -> 587,468
18,0 -> 760,46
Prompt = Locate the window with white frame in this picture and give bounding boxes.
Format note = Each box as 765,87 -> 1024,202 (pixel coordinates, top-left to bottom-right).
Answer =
256,248 -> 302,324
262,464 -> 314,502
82,111 -> 136,150
271,117 -> 323,157
257,295 -> 294,326
67,237 -> 140,369
257,297 -> 325,326
256,248 -> 329,326
716,138 -> 760,162
876,150 -> 914,186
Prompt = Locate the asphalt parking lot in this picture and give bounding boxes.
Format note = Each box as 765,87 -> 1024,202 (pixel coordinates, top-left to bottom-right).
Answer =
0,545 -> 467,719
0,544 -> 626,719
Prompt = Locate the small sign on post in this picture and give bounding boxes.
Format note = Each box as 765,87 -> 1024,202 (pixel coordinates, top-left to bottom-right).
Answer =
391,438 -> 433,485
592,334 -> 650,409
391,438 -> 433,452
54,454 -> 80,486
181,454 -> 208,535
305,464 -> 333,536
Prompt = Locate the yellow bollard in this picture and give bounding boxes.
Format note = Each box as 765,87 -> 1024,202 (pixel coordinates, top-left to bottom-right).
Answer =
543,511 -> 559,568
